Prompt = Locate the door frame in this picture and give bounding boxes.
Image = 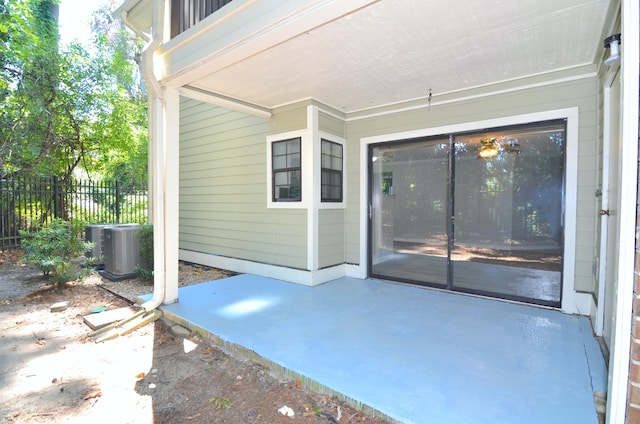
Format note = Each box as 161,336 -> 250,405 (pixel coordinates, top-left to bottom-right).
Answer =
359,107 -> 584,313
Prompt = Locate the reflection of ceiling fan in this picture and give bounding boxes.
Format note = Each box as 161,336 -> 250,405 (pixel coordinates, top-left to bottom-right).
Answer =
477,137 -> 521,158
478,138 -> 499,158
504,140 -> 521,154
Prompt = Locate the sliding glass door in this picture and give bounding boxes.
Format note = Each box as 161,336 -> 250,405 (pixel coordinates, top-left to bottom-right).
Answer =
370,137 -> 450,287
369,120 -> 565,306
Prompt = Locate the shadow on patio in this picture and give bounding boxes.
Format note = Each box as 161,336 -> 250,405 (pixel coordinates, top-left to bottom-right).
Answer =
144,275 -> 607,423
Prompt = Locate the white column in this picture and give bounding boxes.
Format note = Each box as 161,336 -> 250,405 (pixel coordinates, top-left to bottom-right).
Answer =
163,87 -> 180,304
145,86 -> 179,309
307,105 -> 319,272
607,0 -> 640,422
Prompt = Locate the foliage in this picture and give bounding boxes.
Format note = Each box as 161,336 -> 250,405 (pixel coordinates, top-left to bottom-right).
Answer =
134,223 -> 153,280
208,397 -> 233,411
0,0 -> 147,183
312,403 -> 322,417
19,218 -> 93,286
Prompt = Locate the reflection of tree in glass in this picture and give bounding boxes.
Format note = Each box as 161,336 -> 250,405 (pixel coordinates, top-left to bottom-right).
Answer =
455,124 -> 564,247
511,130 -> 564,243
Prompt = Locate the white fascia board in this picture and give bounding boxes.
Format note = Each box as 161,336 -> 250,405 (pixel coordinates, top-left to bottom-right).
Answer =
180,86 -> 272,118
113,0 -> 141,18
115,0 -> 152,39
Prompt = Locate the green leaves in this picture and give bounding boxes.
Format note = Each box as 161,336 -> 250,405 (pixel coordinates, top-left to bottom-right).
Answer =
1,1 -> 147,183
19,218 -> 94,286
208,396 -> 233,411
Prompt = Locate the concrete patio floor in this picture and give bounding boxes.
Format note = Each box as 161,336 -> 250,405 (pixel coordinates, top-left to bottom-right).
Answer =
147,274 -> 607,424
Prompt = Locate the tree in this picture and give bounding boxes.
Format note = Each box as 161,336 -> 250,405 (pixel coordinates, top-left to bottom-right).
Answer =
0,0 -> 147,184
0,0 -> 59,176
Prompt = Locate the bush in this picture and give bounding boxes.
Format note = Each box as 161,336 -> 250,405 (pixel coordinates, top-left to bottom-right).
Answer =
135,223 -> 153,280
19,219 -> 94,286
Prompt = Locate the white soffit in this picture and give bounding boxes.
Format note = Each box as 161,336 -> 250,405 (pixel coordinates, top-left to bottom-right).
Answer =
190,0 -> 612,112
116,0 -> 152,34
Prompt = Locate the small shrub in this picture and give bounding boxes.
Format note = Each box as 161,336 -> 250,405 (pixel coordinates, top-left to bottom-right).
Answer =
19,218 -> 94,287
134,223 -> 153,280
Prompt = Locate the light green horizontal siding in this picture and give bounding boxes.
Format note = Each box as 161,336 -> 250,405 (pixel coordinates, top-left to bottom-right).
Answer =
179,97 -> 308,269
318,209 -> 345,268
344,76 -> 599,294
271,101 -> 309,133
319,111 -> 345,138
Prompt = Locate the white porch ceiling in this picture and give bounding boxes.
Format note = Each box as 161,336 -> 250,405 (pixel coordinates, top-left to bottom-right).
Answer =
171,0 -> 614,113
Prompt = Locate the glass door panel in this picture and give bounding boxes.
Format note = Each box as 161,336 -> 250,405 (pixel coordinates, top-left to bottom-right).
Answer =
451,124 -> 565,305
367,120 -> 565,307
370,139 -> 449,286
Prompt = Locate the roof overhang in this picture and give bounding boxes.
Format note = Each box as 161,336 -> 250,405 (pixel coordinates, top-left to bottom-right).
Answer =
115,0 -> 153,40
118,0 -> 618,114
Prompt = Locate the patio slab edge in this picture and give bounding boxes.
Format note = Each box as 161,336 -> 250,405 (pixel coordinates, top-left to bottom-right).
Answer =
159,308 -> 403,424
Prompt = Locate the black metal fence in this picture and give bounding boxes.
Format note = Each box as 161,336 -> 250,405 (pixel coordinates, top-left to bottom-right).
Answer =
0,176 -> 148,249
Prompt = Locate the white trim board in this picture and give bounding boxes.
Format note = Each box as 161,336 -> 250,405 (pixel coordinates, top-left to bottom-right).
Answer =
179,249 -> 345,286
347,70 -> 595,121
266,129 -> 311,210
359,107 -> 581,314
607,1 -> 640,421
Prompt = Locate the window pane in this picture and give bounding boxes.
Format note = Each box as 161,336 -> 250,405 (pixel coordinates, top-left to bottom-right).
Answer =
331,187 -> 341,200
322,141 -> 332,155
287,139 -> 300,153
331,173 -> 341,185
321,140 -> 342,202
287,153 -> 300,167
273,141 -> 286,156
273,156 -> 287,170
274,171 -> 287,185
272,138 -> 301,202
332,143 -> 342,157
276,186 -> 289,199
290,170 -> 300,184
332,157 -> 342,170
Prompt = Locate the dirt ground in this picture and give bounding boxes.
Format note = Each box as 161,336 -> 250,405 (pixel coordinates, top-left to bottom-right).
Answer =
0,250 -> 388,424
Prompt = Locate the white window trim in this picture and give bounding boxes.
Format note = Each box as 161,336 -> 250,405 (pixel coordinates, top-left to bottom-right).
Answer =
318,132 -> 346,210
359,107 -> 580,313
266,129 -> 312,209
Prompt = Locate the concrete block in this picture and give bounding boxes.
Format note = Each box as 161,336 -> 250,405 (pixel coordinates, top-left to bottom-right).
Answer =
83,306 -> 139,330
51,301 -> 69,312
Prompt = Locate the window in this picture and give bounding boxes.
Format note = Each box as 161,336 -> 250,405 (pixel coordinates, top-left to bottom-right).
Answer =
321,139 -> 343,202
382,172 -> 393,195
272,138 -> 301,202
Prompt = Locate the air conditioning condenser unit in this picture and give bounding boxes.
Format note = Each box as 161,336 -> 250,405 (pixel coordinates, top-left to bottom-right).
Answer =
100,224 -> 142,281
85,224 -> 114,268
